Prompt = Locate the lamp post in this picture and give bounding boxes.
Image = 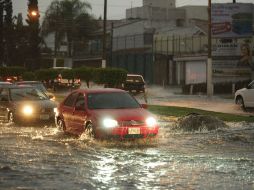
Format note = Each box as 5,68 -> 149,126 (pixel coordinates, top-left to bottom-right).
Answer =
102,0 -> 107,68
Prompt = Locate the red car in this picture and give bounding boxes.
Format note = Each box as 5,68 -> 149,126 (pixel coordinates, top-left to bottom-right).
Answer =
55,88 -> 159,139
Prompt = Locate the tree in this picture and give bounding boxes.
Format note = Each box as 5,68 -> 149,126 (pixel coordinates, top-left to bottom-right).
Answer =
12,13 -> 30,67
4,0 -> 14,66
0,0 -> 4,66
26,0 -> 41,70
42,0 -> 97,57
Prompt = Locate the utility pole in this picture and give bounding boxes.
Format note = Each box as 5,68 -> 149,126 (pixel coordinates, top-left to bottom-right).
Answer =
233,0 -> 236,3
110,22 -> 114,67
207,0 -> 213,96
102,0 -> 107,68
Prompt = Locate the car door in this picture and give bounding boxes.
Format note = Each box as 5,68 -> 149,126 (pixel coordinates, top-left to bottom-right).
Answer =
244,82 -> 254,107
70,93 -> 88,134
0,88 -> 10,122
61,92 -> 78,131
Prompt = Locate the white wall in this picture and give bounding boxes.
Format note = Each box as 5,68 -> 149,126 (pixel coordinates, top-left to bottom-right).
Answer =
143,0 -> 175,8
179,6 -> 208,26
126,6 -> 185,21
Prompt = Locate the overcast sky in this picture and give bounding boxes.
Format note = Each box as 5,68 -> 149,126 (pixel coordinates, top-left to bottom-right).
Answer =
13,0 -> 254,21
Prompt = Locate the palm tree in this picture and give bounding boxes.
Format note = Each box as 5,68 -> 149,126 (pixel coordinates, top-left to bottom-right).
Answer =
42,0 -> 97,57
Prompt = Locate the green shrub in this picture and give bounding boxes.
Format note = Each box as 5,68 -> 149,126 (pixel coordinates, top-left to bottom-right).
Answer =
35,69 -> 58,81
61,69 -> 75,80
0,67 -> 26,78
22,72 -> 36,81
94,68 -> 127,88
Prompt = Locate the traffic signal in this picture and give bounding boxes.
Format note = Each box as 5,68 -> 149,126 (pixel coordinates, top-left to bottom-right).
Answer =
27,0 -> 40,23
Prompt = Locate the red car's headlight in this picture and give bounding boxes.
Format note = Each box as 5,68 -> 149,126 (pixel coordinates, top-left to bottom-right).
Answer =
146,117 -> 157,127
102,118 -> 118,128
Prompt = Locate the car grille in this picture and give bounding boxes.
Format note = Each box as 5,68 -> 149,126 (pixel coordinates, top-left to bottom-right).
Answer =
120,120 -> 145,127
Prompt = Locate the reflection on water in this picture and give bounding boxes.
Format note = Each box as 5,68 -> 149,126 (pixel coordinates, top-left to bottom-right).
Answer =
0,122 -> 254,190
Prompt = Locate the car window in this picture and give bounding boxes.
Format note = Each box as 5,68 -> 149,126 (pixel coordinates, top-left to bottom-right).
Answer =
249,81 -> 254,89
10,88 -> 48,101
75,94 -> 85,110
64,92 -> 78,107
0,88 -> 9,101
87,92 -> 140,109
18,83 -> 47,92
10,88 -> 47,101
126,76 -> 144,83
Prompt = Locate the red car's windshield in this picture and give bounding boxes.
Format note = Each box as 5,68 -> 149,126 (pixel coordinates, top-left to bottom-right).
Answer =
87,92 -> 140,109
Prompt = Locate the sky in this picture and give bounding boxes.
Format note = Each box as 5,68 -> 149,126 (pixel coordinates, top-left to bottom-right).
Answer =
13,0 -> 254,21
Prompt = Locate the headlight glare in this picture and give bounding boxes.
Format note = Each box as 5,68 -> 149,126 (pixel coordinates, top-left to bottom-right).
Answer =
54,108 -> 58,115
23,105 -> 33,116
146,117 -> 157,127
103,118 -> 118,128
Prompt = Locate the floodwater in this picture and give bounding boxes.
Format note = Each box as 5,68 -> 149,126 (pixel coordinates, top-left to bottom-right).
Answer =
0,121 -> 254,190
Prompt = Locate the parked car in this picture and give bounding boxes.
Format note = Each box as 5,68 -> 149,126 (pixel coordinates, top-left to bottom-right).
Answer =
16,81 -> 55,101
55,88 -> 159,139
0,82 -> 12,87
123,74 -> 145,93
235,80 -> 254,109
0,85 -> 57,124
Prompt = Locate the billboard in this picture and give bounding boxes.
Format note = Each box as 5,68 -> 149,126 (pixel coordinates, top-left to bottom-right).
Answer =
212,3 -> 253,38
212,37 -> 254,82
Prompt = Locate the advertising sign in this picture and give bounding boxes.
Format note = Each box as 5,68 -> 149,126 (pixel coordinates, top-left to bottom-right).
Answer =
212,3 -> 253,38
212,37 -> 254,82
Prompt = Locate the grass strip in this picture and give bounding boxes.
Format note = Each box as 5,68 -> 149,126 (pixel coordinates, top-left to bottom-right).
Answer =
148,105 -> 254,122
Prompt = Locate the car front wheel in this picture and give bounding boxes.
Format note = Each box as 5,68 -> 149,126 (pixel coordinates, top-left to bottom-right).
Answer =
85,123 -> 95,138
57,119 -> 66,132
236,96 -> 245,109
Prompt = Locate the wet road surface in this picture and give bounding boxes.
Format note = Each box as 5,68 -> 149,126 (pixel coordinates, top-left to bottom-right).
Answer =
0,121 -> 254,190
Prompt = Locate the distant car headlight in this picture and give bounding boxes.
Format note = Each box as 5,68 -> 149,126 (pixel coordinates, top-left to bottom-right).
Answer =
146,117 -> 157,127
102,118 -> 118,128
23,105 -> 33,116
49,95 -> 55,101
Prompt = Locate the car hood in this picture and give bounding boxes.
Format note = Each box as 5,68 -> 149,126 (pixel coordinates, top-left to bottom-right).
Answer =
236,88 -> 247,94
89,108 -> 154,122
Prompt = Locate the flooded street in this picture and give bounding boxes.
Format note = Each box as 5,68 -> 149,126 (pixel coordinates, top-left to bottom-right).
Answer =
0,121 -> 254,190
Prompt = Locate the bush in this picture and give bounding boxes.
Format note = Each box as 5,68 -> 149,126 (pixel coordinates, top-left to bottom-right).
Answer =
0,67 -> 26,79
61,69 -> 75,80
35,69 -> 58,81
94,68 -> 127,88
22,72 -> 36,81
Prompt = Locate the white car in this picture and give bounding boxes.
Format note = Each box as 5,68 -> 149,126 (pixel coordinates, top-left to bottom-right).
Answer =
235,80 -> 254,109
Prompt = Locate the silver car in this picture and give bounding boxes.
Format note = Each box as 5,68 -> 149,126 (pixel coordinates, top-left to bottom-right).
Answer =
235,80 -> 254,109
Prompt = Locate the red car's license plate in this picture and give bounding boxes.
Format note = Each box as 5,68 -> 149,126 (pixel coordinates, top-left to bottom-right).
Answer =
128,128 -> 140,134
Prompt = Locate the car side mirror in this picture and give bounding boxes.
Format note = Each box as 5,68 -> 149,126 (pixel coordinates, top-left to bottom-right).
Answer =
141,104 -> 148,109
